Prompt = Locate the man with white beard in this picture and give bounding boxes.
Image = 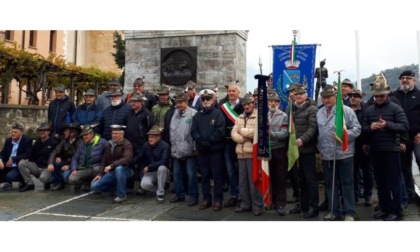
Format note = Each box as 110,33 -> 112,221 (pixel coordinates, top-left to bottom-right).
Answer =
99,89 -> 132,140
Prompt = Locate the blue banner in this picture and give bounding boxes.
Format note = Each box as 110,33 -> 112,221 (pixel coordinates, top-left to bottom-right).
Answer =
272,44 -> 317,110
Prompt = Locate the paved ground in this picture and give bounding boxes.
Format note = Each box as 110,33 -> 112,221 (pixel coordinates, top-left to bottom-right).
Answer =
1,177 -> 419,222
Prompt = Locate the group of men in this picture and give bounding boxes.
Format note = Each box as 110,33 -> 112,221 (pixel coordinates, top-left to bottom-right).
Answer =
0,70 -> 419,221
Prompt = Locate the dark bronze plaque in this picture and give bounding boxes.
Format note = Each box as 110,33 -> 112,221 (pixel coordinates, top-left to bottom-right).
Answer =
161,47 -> 197,86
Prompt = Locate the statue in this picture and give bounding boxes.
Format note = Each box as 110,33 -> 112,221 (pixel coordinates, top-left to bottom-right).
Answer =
315,59 -> 328,103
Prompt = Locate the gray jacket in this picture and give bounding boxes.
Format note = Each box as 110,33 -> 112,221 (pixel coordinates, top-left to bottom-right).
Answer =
268,109 -> 289,149
169,107 -> 197,158
316,105 -> 361,160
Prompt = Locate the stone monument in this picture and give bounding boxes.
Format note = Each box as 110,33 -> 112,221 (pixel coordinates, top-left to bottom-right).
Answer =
124,30 -> 248,97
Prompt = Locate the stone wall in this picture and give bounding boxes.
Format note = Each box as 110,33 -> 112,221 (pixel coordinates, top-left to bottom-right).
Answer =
124,30 -> 248,98
0,105 -> 48,147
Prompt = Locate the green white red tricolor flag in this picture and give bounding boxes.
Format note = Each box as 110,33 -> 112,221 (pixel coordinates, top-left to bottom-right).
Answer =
334,75 -> 349,152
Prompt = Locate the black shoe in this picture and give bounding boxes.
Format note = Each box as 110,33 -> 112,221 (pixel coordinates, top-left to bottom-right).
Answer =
51,183 -> 65,191
44,182 -> 51,190
18,182 -> 26,189
373,212 -> 388,220
170,197 -> 185,203
374,204 -> 382,212
286,196 -> 299,203
224,197 -> 239,207
384,213 -> 404,221
19,184 -> 35,192
187,199 -> 198,207
303,208 -> 319,219
289,204 -> 302,214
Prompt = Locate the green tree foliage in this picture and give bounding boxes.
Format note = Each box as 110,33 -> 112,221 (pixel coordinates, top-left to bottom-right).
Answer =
361,64 -> 419,99
0,42 -> 119,105
112,31 -> 125,85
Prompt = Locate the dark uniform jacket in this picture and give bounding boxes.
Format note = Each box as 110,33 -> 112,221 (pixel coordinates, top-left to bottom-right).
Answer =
99,102 -> 131,140
48,138 -> 83,165
134,140 -> 170,172
362,99 -> 409,152
126,107 -> 154,153
292,99 -> 318,154
191,105 -> 226,153
390,87 -> 420,138
48,96 -> 76,135
30,137 -> 59,168
0,135 -> 33,165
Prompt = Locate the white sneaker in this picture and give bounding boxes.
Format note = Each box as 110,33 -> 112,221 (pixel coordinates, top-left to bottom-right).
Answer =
344,215 -> 355,221
157,195 -> 164,202
0,182 -> 12,191
113,196 -> 127,203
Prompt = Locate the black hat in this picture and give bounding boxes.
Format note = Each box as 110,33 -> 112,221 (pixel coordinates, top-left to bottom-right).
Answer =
37,122 -> 51,131
12,123 -> 24,131
65,122 -> 81,132
110,124 -> 126,131
399,70 -> 415,79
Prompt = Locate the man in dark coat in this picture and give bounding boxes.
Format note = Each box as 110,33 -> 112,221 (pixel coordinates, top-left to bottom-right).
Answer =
192,90 -> 226,211
0,123 -> 33,191
363,78 -> 409,221
72,89 -> 103,131
48,84 -> 76,137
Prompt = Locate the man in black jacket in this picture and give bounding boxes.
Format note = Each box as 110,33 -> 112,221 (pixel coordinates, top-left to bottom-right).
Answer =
48,84 -> 75,137
192,90 -> 226,211
18,122 -> 59,192
363,79 -> 409,221
0,123 -> 33,191
390,70 -> 420,202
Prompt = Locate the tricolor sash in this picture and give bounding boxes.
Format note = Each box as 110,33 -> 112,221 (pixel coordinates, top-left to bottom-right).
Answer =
221,102 -> 239,123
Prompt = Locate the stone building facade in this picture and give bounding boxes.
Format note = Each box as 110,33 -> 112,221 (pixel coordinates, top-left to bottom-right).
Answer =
124,30 -> 248,97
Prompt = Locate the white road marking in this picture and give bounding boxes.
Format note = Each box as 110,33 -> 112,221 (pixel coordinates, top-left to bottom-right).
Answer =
12,192 -> 94,221
35,212 -> 146,221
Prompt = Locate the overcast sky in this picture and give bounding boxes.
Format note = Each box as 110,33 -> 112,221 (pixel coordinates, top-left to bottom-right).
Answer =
246,30 -> 420,93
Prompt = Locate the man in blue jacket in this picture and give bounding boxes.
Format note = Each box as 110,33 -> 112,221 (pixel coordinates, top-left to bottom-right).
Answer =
72,89 -> 103,130
137,125 -> 170,202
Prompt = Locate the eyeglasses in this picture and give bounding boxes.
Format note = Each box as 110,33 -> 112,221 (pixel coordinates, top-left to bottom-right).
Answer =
400,77 -> 414,81
349,95 -> 361,98
201,97 -> 211,101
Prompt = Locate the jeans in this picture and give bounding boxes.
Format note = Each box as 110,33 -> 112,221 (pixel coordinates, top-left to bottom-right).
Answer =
224,139 -> 239,198
322,157 -> 355,218
52,162 -> 71,185
400,142 -> 415,199
173,157 -> 198,200
91,166 -> 132,198
5,166 -> 23,184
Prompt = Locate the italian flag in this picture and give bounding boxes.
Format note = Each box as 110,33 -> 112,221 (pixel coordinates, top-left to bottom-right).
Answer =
334,75 -> 349,152
252,119 -> 271,206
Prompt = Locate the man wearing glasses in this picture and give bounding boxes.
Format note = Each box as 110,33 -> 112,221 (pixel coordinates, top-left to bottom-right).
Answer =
363,78 -> 409,221
191,90 -> 226,211
390,70 -> 420,204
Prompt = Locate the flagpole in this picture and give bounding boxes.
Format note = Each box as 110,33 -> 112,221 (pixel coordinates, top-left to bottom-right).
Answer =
355,30 -> 361,90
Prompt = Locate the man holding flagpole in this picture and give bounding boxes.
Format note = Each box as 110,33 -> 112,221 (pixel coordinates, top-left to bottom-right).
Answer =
287,84 -> 319,219
316,81 -> 361,221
